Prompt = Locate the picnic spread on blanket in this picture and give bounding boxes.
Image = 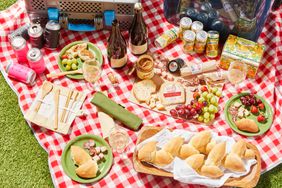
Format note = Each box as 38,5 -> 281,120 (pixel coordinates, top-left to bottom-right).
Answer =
0,0 -> 282,187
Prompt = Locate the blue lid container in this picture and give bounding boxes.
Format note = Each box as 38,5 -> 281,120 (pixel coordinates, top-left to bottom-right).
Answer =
163,0 -> 274,42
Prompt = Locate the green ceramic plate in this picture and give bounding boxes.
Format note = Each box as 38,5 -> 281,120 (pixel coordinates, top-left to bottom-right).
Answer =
58,41 -> 103,79
61,134 -> 113,184
224,93 -> 273,137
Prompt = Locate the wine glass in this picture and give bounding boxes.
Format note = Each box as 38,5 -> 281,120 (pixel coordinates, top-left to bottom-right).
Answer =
82,59 -> 101,92
227,61 -> 247,85
108,125 -> 130,162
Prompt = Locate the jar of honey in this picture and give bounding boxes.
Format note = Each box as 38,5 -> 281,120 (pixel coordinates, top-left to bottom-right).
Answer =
136,54 -> 154,80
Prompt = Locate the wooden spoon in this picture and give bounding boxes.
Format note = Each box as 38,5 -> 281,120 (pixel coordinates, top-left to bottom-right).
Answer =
34,81 -> 53,112
53,88 -> 60,130
47,69 -> 83,78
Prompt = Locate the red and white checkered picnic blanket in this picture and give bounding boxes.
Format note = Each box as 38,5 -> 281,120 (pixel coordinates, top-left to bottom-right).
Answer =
1,0 -> 282,187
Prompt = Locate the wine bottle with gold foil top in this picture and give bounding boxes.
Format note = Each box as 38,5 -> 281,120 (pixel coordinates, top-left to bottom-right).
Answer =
129,3 -> 148,56
107,19 -> 127,69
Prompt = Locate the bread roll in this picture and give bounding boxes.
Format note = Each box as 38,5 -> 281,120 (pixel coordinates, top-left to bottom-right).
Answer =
153,150 -> 174,166
224,154 -> 246,172
201,165 -> 224,178
138,141 -> 157,163
189,130 -> 212,153
205,142 -> 226,166
244,149 -> 255,159
75,160 -> 98,178
71,146 -> 92,166
231,140 -> 247,157
178,144 -> 199,159
205,139 -> 216,155
163,136 -> 184,156
235,118 -> 259,133
185,154 -> 205,171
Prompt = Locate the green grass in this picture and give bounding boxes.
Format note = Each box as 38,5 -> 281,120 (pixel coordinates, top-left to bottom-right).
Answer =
0,1 -> 281,188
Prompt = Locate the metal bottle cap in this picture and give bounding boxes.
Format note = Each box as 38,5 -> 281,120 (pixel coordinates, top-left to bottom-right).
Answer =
196,30 -> 208,42
191,21 -> 204,32
208,30 -> 219,38
180,17 -> 192,28
28,24 -> 43,37
11,36 -> 26,50
27,48 -> 42,62
134,3 -> 142,10
46,20 -> 61,30
183,30 -> 196,41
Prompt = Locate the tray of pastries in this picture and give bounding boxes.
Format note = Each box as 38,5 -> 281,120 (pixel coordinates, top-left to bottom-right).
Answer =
133,126 -> 261,188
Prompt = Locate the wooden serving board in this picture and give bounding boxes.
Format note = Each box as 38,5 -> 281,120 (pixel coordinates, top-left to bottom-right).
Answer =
129,75 -> 224,125
133,126 -> 261,188
25,82 -> 87,134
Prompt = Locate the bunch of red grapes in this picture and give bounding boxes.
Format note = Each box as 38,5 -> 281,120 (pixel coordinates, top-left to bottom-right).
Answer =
170,86 -> 222,123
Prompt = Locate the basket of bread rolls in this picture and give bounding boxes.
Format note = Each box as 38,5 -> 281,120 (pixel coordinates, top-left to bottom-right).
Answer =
133,126 -> 261,188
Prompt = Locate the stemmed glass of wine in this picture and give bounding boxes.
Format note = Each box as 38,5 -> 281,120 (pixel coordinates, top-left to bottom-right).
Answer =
82,59 -> 102,92
227,61 -> 247,92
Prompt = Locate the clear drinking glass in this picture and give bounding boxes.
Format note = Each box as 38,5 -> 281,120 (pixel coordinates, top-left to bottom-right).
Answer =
82,60 -> 101,91
227,61 -> 247,85
108,125 -> 130,161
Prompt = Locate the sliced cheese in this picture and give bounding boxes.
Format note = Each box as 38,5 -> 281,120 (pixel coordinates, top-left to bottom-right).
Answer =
98,112 -> 115,138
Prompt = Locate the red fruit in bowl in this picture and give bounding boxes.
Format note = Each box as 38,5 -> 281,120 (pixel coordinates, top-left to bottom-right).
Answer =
176,105 -> 185,111
257,114 -> 266,122
250,105 -> 258,114
190,100 -> 197,106
197,108 -> 202,115
170,109 -> 178,117
193,92 -> 200,100
256,98 -> 262,104
184,109 -> 191,116
177,109 -> 185,116
186,114 -> 193,120
186,104 -> 192,110
258,103 -> 265,110
201,86 -> 208,92
190,108 -> 197,116
196,102 -> 203,109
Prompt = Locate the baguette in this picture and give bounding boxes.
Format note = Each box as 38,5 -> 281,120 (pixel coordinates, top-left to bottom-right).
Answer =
224,140 -> 247,172
178,144 -> 199,159
70,146 -> 92,166
153,150 -> 174,166
244,149 -> 256,159
235,118 -> 259,133
138,141 -> 157,163
189,130 -> 212,153
185,154 -> 205,171
163,136 -> 184,156
201,165 -> 224,178
75,160 -> 98,178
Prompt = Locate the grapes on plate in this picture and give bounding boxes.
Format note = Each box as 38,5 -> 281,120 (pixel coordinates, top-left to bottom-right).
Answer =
198,115 -> 204,122
204,112 -> 210,119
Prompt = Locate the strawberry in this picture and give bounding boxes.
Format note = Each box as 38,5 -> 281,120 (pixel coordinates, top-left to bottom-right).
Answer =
258,103 -> 265,110
250,105 -> 258,114
61,54 -> 68,59
201,86 -> 208,92
257,114 -> 266,122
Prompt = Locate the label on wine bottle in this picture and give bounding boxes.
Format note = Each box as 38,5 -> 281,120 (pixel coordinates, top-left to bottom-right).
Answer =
129,42 -> 148,55
111,56 -> 128,68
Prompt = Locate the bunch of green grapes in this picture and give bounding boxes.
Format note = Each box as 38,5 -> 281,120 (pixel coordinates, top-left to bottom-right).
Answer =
197,86 -> 222,123
62,58 -> 78,71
